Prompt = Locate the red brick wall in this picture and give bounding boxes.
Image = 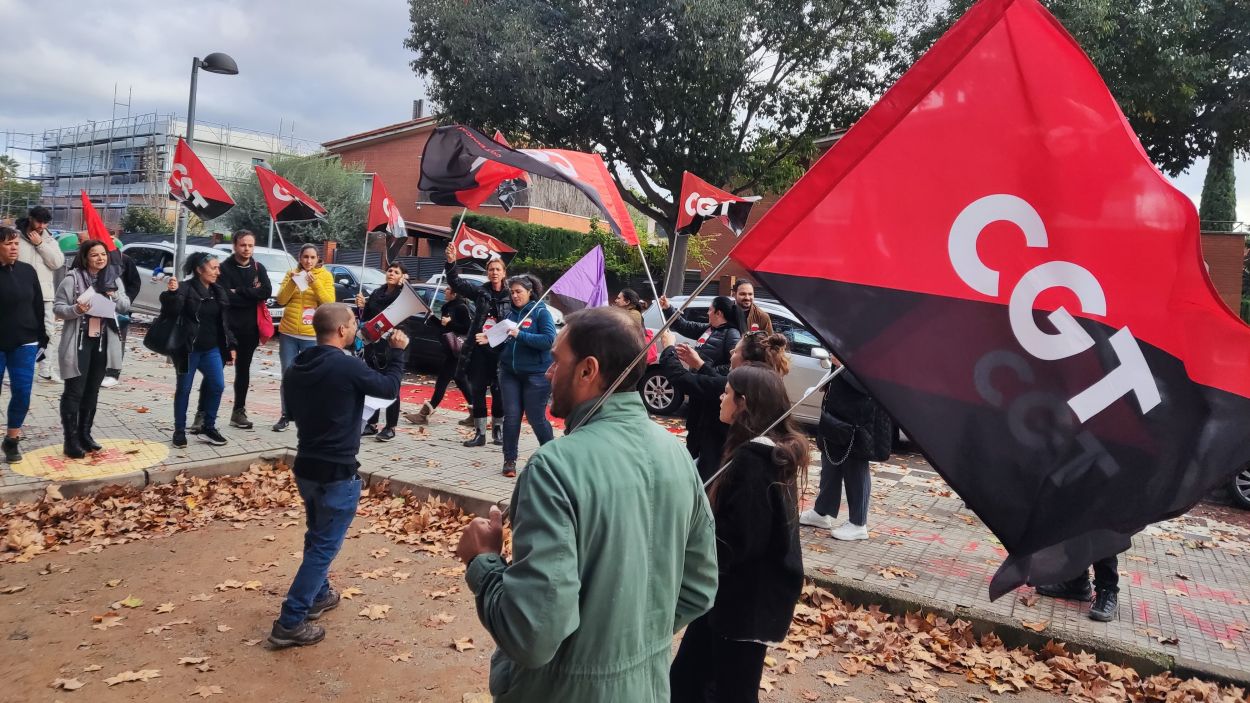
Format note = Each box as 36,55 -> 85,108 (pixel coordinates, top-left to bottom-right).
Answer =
1201,232 -> 1245,314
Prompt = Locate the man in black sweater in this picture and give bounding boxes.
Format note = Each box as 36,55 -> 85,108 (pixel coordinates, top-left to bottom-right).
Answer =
215,230 -> 272,430
0,227 -> 48,462
269,303 -> 407,648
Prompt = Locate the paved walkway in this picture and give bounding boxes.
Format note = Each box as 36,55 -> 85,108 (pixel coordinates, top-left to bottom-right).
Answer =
2,325 -> 1248,684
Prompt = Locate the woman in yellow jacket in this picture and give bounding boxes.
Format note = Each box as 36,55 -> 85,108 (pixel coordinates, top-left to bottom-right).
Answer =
272,243 -> 336,432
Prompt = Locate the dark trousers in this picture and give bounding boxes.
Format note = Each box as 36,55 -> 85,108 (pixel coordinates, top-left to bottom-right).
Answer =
105,318 -> 130,379
467,348 -> 503,420
813,454 -> 871,525
232,328 -> 260,412
430,353 -> 470,409
498,366 -> 554,463
670,615 -> 768,703
367,401 -> 401,429
61,341 -> 108,420
1061,554 -> 1120,593
278,475 -> 361,628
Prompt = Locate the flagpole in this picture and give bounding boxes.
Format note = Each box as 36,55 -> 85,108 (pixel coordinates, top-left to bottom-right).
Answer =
702,365 -> 845,489
513,289 -> 552,329
633,240 -> 662,305
267,218 -> 275,249
359,231 -> 370,302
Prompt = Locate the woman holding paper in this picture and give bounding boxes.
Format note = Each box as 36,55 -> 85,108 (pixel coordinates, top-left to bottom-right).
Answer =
53,239 -> 130,459
272,244 -> 335,432
493,274 -> 556,478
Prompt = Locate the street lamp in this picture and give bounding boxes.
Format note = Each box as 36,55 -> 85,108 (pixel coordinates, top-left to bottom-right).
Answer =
173,52 -> 238,276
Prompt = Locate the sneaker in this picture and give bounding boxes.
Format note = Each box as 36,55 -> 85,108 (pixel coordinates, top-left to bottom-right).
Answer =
189,411 -> 205,435
1088,588 -> 1118,622
36,359 -> 52,381
100,376 -> 119,389
272,417 -> 290,433
172,431 -> 187,448
306,588 -> 341,621
502,461 -> 517,478
376,427 -> 396,442
799,509 -> 833,529
229,408 -> 253,430
267,620 -> 325,648
361,424 -> 378,437
200,428 -> 228,446
1035,580 -> 1094,602
831,522 -> 869,541
2,436 -> 21,463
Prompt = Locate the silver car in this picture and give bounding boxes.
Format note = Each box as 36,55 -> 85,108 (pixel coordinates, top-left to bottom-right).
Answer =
639,296 -> 832,424
121,242 -> 229,317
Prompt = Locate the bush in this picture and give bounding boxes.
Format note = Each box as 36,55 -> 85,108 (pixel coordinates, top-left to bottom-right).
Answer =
121,206 -> 174,234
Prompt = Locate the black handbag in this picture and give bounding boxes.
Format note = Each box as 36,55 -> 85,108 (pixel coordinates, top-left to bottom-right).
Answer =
143,313 -> 184,356
441,331 -> 464,356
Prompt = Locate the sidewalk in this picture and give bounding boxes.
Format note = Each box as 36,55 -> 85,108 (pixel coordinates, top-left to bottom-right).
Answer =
2,327 -> 1248,685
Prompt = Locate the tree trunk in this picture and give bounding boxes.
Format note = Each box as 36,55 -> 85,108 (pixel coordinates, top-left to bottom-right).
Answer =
663,232 -> 689,297
1198,132 -> 1237,233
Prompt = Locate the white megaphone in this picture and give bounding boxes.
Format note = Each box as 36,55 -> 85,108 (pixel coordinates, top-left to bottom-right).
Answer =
362,285 -> 430,343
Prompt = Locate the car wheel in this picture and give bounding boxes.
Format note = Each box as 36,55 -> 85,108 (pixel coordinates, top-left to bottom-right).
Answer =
1231,466 -> 1250,510
638,367 -> 683,415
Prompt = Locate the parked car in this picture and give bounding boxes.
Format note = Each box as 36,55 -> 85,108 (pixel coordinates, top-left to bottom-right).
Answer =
325,264 -> 388,302
213,243 -> 297,318
639,296 -> 832,424
425,271 -> 488,288
122,242 -> 230,317
1232,467 -> 1250,510
405,283 -> 565,370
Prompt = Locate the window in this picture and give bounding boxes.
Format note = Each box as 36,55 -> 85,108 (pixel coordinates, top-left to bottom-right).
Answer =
125,246 -> 164,271
416,287 -> 445,317
770,315 -> 822,356
252,157 -> 265,166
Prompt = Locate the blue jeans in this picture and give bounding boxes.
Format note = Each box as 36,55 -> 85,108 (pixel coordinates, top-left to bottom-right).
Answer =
174,348 -> 225,432
278,475 -> 361,628
0,344 -> 38,429
279,335 -> 317,418
498,366 -> 554,463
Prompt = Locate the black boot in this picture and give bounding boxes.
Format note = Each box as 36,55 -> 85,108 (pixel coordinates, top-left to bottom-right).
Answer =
62,411 -> 85,459
1035,578 -> 1093,602
463,418 -> 487,447
79,409 -> 102,452
491,422 -> 503,446
1089,588 -> 1118,622
1,436 -> 21,463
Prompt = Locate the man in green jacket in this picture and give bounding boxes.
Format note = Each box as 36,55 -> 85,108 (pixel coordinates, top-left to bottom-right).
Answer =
456,306 -> 718,702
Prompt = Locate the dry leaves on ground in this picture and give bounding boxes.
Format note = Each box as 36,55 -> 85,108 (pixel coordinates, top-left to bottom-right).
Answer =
359,604 -> 391,621
103,669 -> 161,686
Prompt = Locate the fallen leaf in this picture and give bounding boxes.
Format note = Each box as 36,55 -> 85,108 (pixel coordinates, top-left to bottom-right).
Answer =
135,406 -> 150,414
242,638 -> 262,646
359,604 -> 391,621
155,602 -> 176,614
340,587 -> 363,600
389,651 -> 412,662
224,557 -> 239,563
190,684 -> 224,698
103,669 -> 161,686
1163,588 -> 1188,597
1218,639 -> 1239,650
178,657 -> 207,665
1157,635 -> 1180,646
105,579 -> 122,588
0,584 -> 27,594
1020,620 -> 1048,633
91,613 -> 123,630
214,580 -> 244,591
817,670 -> 850,687
216,624 -> 232,632
196,663 -> 213,673
118,595 -> 143,609
425,612 -> 456,627
453,637 -> 476,652
188,593 -> 213,602
1018,593 -> 1040,607
51,677 -> 84,690
261,535 -> 276,542
242,580 -> 262,591
83,664 -> 102,672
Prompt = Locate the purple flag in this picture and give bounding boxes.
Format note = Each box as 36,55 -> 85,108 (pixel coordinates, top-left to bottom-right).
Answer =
549,245 -> 609,313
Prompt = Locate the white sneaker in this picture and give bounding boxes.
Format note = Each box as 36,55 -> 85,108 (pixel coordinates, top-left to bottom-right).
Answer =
36,359 -> 52,381
100,376 -> 119,389
798,509 -> 832,529
831,522 -> 869,541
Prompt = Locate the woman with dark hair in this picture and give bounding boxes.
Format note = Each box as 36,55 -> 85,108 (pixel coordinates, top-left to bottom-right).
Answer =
494,273 -> 556,477
272,244 -> 335,432
0,226 -> 48,463
160,252 -> 237,449
355,261 -> 409,441
444,246 -> 509,447
669,363 -> 808,702
613,288 -> 649,328
409,285 -> 474,426
15,205 -> 63,382
53,239 -> 130,458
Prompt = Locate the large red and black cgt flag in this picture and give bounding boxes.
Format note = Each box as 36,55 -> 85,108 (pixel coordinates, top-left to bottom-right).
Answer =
419,125 -> 640,245
254,165 -> 327,223
675,171 -> 760,236
167,138 -> 235,221
732,0 -> 1250,599
366,175 -> 406,237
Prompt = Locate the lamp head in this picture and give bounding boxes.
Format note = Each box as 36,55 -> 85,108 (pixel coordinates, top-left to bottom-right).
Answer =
199,52 -> 239,75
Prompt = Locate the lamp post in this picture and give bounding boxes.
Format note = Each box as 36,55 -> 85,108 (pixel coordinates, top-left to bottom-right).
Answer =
173,52 -> 238,277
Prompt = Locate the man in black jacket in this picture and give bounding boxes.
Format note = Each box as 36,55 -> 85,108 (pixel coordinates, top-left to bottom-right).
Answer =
0,227 -> 48,462
213,230 -> 272,430
269,303 -> 407,648
101,246 -> 142,388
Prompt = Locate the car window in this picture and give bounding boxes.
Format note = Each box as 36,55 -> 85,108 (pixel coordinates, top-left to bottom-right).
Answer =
415,287 -> 446,317
770,315 -> 821,355
253,251 -> 296,273
683,306 -> 709,325
126,247 -> 163,271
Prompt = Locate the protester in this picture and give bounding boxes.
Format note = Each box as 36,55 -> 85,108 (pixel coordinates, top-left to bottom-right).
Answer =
408,285 -> 473,426
161,252 -> 236,449
1034,554 -> 1120,621
454,306 -> 717,701
214,229 -> 272,430
732,279 -> 773,334
0,227 -> 48,463
493,273 -> 556,477
54,239 -> 129,458
670,363 -> 807,702
613,287 -> 649,328
444,247 -> 508,447
268,305 -> 408,648
15,206 -> 64,382
272,244 -> 335,432
355,262 -> 410,441
800,369 -> 892,540
100,246 -> 141,388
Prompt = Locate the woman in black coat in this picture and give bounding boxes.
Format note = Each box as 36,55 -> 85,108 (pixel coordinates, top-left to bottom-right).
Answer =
161,252 -> 237,449
409,285 -> 473,425
670,364 -> 808,702
355,262 -> 409,441
443,248 -> 510,447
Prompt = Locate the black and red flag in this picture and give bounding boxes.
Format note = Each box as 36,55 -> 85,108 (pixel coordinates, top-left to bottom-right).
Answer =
254,165 -> 327,223
366,175 -> 406,237
418,125 -> 640,245
675,171 -> 760,236
168,138 -> 235,221
449,222 -> 517,266
731,0 -> 1250,599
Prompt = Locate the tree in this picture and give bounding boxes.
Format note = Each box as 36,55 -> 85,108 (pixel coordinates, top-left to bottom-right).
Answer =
121,206 -> 174,234
224,154 -> 368,246
0,155 -> 18,180
406,0 -> 919,232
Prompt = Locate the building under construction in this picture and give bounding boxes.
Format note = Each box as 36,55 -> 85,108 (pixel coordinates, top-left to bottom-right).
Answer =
4,111 -> 316,231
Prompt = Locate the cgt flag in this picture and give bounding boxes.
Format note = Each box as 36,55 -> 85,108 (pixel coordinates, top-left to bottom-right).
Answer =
675,171 -> 760,236
255,165 -> 327,223
419,125 -> 639,245
449,222 -> 517,266
80,191 -> 114,250
731,0 -> 1250,599
168,138 -> 235,220
548,245 -> 609,314
367,175 -> 406,237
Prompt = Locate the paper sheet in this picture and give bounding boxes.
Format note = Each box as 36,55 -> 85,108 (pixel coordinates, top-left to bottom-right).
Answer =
362,395 -> 396,422
292,271 -> 310,292
485,319 -> 518,348
76,289 -> 116,318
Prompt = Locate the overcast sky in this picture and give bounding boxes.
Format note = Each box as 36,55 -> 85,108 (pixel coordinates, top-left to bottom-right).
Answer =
0,0 -> 1245,221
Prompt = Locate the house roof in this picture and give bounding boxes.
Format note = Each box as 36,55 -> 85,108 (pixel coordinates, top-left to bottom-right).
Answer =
322,116 -> 440,151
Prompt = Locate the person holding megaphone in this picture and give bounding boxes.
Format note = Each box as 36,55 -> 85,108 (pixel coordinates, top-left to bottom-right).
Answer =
444,244 -> 509,448
355,262 -> 410,441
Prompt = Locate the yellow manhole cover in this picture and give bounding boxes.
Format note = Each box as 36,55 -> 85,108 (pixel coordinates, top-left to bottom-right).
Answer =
10,439 -> 170,481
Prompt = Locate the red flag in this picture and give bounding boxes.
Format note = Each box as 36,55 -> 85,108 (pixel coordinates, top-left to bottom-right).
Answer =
80,191 -> 114,250
674,171 -> 760,236
254,165 -> 327,223
366,175 -> 406,237
731,0 -> 1250,599
449,222 -> 517,265
168,138 -> 235,220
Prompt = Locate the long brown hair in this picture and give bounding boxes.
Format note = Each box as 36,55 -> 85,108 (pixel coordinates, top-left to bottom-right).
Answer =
737,331 -> 790,375
709,363 -> 809,507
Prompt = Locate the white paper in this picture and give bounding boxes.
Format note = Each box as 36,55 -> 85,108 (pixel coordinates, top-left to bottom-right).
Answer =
77,291 -> 116,318
291,271 -> 310,292
485,319 -> 518,348
362,395 -> 396,422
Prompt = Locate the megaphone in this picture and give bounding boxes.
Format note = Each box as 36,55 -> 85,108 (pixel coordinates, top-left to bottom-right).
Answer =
362,285 -> 430,343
